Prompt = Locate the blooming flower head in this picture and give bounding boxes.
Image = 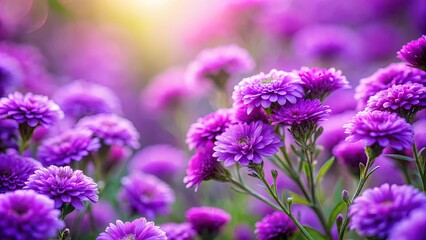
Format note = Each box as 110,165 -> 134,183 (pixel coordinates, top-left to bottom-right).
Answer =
213,121 -> 282,166
344,110 -> 413,151
97,218 -> 166,240
398,35 -> 426,71
37,128 -> 100,166
388,208 -> 426,240
0,92 -> 63,127
161,222 -> 196,240
349,184 -> 426,238
355,63 -> 426,109
186,44 -> 254,91
233,69 -> 304,114
0,154 -> 41,193
0,190 -> 64,240
119,173 -> 175,219
186,206 -> 231,238
186,109 -> 234,150
366,83 -> 426,122
77,113 -> 140,149
296,67 -> 350,100
54,80 -> 122,120
332,141 -> 367,175
255,211 -> 297,240
129,144 -> 185,181
25,165 -> 98,210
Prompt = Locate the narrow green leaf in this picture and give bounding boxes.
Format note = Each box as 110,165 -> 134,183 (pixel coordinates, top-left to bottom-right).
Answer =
418,147 -> 426,156
289,191 -> 310,206
327,201 -> 346,230
315,157 -> 335,184
384,154 -> 415,162
230,186 -> 246,194
366,166 -> 380,178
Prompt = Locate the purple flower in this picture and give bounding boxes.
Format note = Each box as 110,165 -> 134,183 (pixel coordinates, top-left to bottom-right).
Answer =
97,218 -> 166,240
54,80 -> 122,120
233,69 -> 304,114
184,142 -> 225,191
0,92 -> 63,127
332,141 -> 367,175
25,165 -> 98,210
37,128 -> 100,166
186,206 -> 231,238
119,173 -> 175,219
186,109 -> 234,150
398,35 -> 426,71
234,224 -> 255,240
317,111 -> 355,151
213,121 -> 282,166
186,44 -> 254,91
344,110 -> 413,151
0,52 -> 22,96
388,208 -> 426,240
0,154 -> 41,193
355,63 -> 426,109
349,184 -> 426,238
161,222 -> 196,240
366,83 -> 426,121
0,190 -> 64,240
77,113 -> 140,149
296,67 -> 350,100
129,144 -> 185,181
255,211 -> 297,240
233,99 -> 268,123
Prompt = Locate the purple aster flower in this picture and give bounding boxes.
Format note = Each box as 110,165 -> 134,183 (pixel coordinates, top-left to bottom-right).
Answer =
186,206 -> 231,238
213,121 -> 282,166
355,63 -> 426,109
97,218 -> 166,240
0,91 -> 63,128
332,141 -> 367,175
76,113 -> 140,149
184,142 -> 227,191
129,144 -> 185,181
317,111 -> 355,151
37,128 -> 100,166
234,224 -> 255,240
54,80 -> 122,120
255,211 -> 297,240
296,67 -> 350,101
388,208 -> 426,240
119,173 -> 175,219
366,83 -> 426,122
233,69 -> 304,114
161,222 -> 196,240
398,35 -> 426,71
25,165 -> 98,210
0,190 -> 64,240
186,44 -> 255,91
233,99 -> 268,123
344,110 -> 413,151
0,154 -> 41,193
186,109 -> 234,150
349,184 -> 426,238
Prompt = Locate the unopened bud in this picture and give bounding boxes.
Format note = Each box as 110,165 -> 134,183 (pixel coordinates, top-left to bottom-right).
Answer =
342,190 -> 349,204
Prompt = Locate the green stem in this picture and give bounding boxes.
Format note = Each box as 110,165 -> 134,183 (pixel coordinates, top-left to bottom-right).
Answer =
412,144 -> 426,191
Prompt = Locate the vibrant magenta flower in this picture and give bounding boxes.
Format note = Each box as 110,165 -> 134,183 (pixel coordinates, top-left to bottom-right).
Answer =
398,35 -> 426,71
186,206 -> 230,238
255,211 -> 297,240
388,209 -> 426,240
161,222 -> 196,240
97,218 -> 166,240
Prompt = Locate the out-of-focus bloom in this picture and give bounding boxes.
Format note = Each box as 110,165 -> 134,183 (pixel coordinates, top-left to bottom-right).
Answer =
54,80 -> 121,120
119,173 -> 175,219
255,211 -> 297,240
184,142 -> 226,191
366,83 -> 426,121
25,166 -> 98,210
355,63 -> 426,109
388,209 -> 426,240
333,141 -> 367,175
129,144 -> 185,181
37,128 -> 100,166
296,67 -> 350,100
186,109 -> 234,150
344,111 -> 413,151
77,114 -> 140,149
0,154 -> 41,193
414,119 -> 426,150
398,35 -> 426,71
213,121 -> 282,166
186,206 -> 231,238
359,23 -> 402,61
97,218 -> 166,240
234,224 -> 255,240
233,69 -> 304,114
186,44 -> 254,91
317,111 -> 355,151
0,92 -> 63,127
349,184 -> 426,238
233,99 -> 268,123
0,190 -> 64,240
0,119 -> 17,150
323,89 -> 357,114
161,222 -> 196,240
0,52 -> 22,96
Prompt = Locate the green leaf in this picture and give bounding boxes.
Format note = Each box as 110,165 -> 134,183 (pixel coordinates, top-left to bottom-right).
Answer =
302,162 -> 310,176
292,226 -> 328,240
327,201 -> 346,230
366,166 -> 380,179
289,191 -> 310,206
315,157 -> 335,184
314,126 -> 324,141
384,154 -> 415,162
